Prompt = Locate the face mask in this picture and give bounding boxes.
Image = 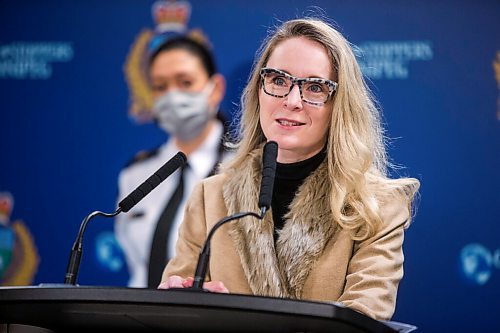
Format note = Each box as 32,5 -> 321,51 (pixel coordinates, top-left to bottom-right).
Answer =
152,81 -> 215,141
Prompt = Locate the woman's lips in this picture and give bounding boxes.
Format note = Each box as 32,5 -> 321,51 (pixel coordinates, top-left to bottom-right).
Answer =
276,118 -> 305,127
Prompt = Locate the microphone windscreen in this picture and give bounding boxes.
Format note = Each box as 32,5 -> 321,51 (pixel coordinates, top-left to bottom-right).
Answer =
258,141 -> 278,210
118,151 -> 187,212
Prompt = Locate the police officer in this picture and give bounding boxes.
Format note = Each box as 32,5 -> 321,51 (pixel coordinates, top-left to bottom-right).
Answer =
115,35 -> 230,288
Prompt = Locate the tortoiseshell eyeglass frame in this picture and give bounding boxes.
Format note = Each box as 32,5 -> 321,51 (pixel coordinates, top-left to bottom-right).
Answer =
260,67 -> 338,106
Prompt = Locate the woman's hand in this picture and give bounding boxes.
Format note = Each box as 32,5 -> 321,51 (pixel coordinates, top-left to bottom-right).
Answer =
202,280 -> 230,293
158,275 -> 229,293
157,275 -> 191,289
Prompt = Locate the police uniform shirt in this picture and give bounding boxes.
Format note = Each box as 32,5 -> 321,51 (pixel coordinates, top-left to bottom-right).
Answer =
115,122 -> 224,288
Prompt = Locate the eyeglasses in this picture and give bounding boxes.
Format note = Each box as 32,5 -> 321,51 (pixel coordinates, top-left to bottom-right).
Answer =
260,67 -> 338,106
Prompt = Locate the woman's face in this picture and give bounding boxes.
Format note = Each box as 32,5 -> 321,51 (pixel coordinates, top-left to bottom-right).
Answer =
259,37 -> 334,163
149,48 -> 210,98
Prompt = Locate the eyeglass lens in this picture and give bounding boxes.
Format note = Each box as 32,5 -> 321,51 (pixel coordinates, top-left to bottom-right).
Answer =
262,71 -> 331,104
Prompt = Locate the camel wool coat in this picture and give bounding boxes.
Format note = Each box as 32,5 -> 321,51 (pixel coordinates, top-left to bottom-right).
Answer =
163,148 -> 411,320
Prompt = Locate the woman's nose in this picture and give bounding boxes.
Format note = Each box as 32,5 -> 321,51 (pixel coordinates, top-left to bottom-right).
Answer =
284,85 -> 303,110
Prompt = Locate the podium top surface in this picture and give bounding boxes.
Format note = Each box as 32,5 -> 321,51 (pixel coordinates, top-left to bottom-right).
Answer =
0,286 -> 397,333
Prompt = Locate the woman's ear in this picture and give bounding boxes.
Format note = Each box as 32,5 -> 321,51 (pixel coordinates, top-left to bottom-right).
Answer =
208,73 -> 226,111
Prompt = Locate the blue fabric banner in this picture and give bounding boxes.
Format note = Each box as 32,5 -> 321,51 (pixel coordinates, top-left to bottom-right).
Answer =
0,1 -> 498,331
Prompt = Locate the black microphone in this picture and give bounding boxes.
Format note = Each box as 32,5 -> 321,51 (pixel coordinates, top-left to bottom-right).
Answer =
258,141 -> 278,216
119,152 -> 187,212
191,141 -> 278,290
64,151 -> 187,285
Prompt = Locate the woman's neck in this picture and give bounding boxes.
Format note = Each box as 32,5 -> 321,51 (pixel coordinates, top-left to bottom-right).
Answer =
275,147 -> 327,180
276,143 -> 326,163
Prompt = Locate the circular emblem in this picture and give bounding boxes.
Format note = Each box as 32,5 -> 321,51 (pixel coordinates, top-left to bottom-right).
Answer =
459,243 -> 492,285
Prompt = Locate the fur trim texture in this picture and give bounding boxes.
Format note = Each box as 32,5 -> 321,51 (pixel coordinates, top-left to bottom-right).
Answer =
223,147 -> 337,298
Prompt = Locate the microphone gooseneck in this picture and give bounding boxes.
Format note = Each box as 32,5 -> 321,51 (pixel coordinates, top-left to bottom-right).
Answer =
64,208 -> 121,285
191,211 -> 262,290
191,141 -> 278,290
64,151 -> 187,285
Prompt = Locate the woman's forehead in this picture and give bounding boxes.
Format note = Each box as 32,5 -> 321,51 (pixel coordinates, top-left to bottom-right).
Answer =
266,37 -> 333,80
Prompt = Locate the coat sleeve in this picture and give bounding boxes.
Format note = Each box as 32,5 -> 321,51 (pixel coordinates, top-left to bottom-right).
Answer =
161,181 -> 208,281
336,198 -> 410,320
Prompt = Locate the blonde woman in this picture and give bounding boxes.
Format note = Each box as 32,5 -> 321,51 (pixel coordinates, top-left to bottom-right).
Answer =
159,18 -> 420,321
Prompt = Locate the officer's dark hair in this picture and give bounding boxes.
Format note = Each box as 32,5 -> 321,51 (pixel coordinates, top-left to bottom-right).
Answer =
148,36 -> 217,77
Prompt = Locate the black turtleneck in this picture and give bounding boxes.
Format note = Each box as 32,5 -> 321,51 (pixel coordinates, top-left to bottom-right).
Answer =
271,148 -> 326,241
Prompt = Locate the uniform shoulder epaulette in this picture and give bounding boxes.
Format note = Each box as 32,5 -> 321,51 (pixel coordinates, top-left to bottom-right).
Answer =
124,147 -> 161,168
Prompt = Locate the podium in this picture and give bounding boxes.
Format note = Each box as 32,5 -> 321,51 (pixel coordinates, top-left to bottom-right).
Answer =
0,286 -> 399,332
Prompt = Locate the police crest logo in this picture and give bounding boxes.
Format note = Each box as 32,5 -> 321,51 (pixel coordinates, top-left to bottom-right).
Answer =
124,0 -> 209,123
0,192 -> 39,286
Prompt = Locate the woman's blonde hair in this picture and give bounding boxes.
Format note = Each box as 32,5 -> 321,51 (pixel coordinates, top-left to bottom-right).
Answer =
226,18 -> 420,240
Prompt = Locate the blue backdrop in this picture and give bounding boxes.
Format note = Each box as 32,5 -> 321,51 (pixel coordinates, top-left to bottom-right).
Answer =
0,0 -> 498,331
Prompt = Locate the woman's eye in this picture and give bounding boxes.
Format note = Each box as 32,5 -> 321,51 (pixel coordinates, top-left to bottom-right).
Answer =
179,80 -> 193,89
151,83 -> 167,92
272,76 -> 287,86
308,83 -> 324,93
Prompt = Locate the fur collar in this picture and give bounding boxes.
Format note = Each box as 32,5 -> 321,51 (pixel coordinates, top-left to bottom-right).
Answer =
223,147 -> 337,298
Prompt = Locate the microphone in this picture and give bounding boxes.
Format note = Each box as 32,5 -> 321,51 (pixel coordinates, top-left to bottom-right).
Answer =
258,141 -> 278,215
191,141 -> 278,290
64,151 -> 187,285
118,152 -> 187,212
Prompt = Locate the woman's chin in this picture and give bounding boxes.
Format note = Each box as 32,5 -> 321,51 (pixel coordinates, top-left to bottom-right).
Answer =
266,135 -> 299,149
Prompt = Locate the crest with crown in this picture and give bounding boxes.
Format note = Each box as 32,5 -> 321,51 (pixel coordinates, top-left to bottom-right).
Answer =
153,0 -> 190,34
124,0 -> 210,123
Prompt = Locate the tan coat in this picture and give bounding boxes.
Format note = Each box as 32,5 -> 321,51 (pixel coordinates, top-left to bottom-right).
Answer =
164,148 -> 410,320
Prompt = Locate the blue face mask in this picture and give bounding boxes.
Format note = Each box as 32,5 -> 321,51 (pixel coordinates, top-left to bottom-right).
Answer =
152,81 -> 215,141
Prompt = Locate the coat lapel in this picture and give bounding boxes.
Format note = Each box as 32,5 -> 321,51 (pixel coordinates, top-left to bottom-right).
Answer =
223,148 -> 289,297
223,148 -> 336,299
276,161 -> 336,298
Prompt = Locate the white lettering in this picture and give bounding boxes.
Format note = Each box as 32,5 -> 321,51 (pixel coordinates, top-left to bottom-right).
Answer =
0,42 -> 73,80
357,41 -> 433,80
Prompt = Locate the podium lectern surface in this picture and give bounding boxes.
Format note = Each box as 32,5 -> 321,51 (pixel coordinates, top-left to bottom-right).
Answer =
0,286 -> 397,333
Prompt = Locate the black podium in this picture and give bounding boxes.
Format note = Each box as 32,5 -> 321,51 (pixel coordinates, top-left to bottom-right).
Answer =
0,286 -> 400,332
